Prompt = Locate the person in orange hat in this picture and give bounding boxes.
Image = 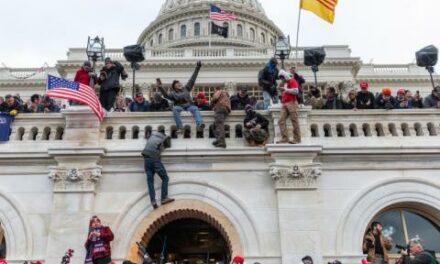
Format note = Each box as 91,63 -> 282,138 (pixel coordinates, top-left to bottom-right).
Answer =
356,81 -> 376,109
231,256 -> 244,264
375,87 -> 396,110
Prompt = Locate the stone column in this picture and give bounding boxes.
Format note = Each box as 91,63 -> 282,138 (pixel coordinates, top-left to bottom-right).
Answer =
266,144 -> 323,264
45,106 -> 105,264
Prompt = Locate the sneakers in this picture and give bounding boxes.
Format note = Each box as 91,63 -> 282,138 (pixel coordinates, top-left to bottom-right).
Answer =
161,197 -> 175,205
152,202 -> 159,210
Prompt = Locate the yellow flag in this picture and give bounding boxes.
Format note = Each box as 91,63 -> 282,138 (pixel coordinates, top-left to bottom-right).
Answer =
300,0 -> 338,24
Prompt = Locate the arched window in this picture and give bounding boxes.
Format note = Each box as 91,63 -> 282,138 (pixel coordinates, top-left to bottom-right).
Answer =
180,25 -> 187,38
158,34 -> 163,45
194,22 -> 201,36
367,208 -> 440,252
250,28 -> 255,41
261,33 -> 266,44
168,29 -> 174,41
237,24 -> 243,37
0,224 -> 5,258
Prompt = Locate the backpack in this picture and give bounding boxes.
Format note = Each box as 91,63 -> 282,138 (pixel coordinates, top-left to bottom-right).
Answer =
258,69 -> 265,87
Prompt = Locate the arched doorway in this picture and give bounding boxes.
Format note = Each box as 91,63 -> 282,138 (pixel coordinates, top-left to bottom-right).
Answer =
0,223 -> 6,258
146,218 -> 230,264
126,200 -> 244,263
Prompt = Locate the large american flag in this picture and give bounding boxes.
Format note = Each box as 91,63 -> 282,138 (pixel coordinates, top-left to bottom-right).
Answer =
46,75 -> 104,121
210,4 -> 237,21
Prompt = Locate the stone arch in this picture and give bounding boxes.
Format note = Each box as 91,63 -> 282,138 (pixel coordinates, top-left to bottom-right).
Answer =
0,189 -> 33,260
335,177 -> 440,255
112,180 -> 260,261
127,200 -> 242,262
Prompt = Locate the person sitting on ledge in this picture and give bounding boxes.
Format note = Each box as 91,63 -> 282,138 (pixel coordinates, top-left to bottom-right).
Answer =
243,104 -> 269,147
157,61 -> 205,133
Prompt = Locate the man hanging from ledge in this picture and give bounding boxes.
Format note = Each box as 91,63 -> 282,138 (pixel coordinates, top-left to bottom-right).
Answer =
142,129 -> 174,209
157,61 -> 205,134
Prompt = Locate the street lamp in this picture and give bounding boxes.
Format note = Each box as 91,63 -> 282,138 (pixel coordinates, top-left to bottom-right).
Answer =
86,36 -> 105,69
274,35 -> 291,69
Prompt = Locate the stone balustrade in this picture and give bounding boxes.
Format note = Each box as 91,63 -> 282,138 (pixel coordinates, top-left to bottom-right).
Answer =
5,107 -> 440,152
63,45 -> 354,62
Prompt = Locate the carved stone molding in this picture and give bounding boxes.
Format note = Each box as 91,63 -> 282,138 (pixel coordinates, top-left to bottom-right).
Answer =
48,166 -> 102,192
270,163 -> 322,190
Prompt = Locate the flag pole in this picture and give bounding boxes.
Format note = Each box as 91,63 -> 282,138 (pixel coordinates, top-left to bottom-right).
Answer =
295,1 -> 302,68
209,22 -> 212,49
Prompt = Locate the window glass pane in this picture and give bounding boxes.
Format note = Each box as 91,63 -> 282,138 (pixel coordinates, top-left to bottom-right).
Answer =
374,210 -> 407,251
404,210 -> 440,252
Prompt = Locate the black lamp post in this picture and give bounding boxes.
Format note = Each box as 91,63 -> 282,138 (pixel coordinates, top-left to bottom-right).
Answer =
274,35 -> 291,70
86,36 -> 105,70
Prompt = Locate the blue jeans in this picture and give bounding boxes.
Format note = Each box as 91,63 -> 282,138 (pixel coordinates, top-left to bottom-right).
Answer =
144,158 -> 169,203
173,104 -> 203,129
262,91 -> 279,109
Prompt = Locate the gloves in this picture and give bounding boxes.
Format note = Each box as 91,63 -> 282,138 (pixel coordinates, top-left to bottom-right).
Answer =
196,60 -> 202,68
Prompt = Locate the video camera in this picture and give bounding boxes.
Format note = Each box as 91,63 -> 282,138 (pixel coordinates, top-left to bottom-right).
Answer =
396,244 -> 410,254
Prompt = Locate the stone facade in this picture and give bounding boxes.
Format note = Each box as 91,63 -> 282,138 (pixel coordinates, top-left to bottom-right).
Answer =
0,1 -> 439,264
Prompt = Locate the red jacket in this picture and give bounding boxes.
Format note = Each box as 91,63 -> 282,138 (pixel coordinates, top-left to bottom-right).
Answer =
85,226 -> 114,260
281,79 -> 299,105
74,68 -> 91,86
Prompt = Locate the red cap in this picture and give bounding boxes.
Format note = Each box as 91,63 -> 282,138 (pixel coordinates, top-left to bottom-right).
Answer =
397,88 -> 406,96
359,81 -> 369,90
232,256 -> 244,264
0,259 -> 8,264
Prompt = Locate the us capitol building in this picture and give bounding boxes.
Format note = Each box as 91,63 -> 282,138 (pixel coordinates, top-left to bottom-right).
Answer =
0,0 -> 439,264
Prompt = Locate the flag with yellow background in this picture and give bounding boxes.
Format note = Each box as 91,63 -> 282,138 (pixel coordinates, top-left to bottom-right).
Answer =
300,0 -> 338,24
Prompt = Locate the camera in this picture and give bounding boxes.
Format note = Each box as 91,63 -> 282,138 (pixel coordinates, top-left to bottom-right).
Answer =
396,244 -> 410,254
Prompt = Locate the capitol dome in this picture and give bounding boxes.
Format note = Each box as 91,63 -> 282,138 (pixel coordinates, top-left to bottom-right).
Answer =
137,0 -> 284,49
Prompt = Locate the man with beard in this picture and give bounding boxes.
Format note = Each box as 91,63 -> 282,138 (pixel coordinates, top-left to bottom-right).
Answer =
363,222 -> 392,264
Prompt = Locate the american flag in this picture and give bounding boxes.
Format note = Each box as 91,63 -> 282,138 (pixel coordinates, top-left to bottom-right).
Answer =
46,75 -> 104,122
210,4 -> 237,21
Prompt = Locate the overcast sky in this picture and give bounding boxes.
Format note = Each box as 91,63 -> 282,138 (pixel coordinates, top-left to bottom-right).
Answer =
0,0 -> 439,68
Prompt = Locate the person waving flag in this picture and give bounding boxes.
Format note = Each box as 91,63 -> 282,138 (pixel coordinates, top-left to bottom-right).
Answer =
46,75 -> 105,121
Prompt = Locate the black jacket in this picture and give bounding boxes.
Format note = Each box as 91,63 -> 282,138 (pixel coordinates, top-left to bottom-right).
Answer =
403,250 -> 437,264
230,93 -> 251,110
98,61 -> 127,91
158,66 -> 200,107
258,65 -> 279,96
244,111 -> 269,132
356,91 -> 376,109
322,97 -> 343,110
0,102 -> 23,113
149,98 -> 170,112
375,95 -> 397,110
